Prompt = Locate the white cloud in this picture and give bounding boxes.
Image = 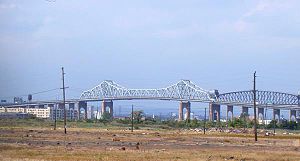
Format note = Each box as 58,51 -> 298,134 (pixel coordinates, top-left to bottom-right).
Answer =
231,0 -> 296,33
243,0 -> 294,18
243,1 -> 269,18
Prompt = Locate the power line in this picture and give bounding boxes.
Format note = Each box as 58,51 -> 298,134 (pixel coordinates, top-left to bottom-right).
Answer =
0,88 -> 61,100
31,88 -> 61,95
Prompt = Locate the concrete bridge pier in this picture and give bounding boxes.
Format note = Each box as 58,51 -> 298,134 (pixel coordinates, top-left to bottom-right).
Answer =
289,110 -> 296,121
78,101 -> 87,120
209,103 -> 220,122
178,101 -> 191,121
273,109 -> 280,122
226,105 -> 233,122
69,103 -> 75,120
69,103 -> 75,110
258,107 -> 264,120
101,100 -> 114,118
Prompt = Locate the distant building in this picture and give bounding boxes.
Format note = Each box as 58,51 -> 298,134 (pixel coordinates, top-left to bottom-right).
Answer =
13,97 -> 23,104
6,107 -> 25,113
26,107 -> 50,118
0,106 -> 80,120
0,112 -> 34,119
0,107 -> 6,113
0,106 -> 50,118
50,108 -> 78,120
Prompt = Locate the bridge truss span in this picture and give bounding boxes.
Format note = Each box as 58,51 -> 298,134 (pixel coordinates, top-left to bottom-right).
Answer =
80,80 -> 216,102
216,90 -> 300,108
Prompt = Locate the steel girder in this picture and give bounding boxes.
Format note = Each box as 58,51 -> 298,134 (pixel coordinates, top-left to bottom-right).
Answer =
80,80 -> 215,101
216,90 -> 300,107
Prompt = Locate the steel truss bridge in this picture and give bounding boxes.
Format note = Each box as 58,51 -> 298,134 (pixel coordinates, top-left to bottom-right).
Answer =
80,80 -> 300,110
0,80 -> 299,110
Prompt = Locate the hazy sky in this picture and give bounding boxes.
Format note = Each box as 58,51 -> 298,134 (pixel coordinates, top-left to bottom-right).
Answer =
1,0 -> 300,101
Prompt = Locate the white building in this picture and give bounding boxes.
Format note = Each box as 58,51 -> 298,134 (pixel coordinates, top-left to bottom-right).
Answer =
0,106 -> 50,118
26,107 -> 50,118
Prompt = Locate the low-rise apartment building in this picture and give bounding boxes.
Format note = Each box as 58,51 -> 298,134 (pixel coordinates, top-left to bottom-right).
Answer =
1,106 -> 81,120
0,107 -> 50,118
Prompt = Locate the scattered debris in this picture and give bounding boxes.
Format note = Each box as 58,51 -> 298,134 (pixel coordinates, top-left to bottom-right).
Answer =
136,142 -> 140,150
112,138 -> 120,142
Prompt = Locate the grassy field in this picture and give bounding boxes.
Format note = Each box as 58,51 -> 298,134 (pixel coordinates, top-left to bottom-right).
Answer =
0,119 -> 300,161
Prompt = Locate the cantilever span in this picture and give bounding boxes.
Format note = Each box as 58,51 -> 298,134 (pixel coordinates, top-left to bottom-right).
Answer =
80,80 -> 216,102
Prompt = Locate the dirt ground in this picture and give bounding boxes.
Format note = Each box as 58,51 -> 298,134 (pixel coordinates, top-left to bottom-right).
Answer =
0,123 -> 300,161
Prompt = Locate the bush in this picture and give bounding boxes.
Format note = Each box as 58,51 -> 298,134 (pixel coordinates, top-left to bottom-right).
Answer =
116,118 -> 131,124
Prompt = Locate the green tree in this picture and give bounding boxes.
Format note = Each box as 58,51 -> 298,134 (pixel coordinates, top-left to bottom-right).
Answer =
189,119 -> 199,128
132,110 -> 144,123
99,112 -> 112,124
239,113 -> 250,129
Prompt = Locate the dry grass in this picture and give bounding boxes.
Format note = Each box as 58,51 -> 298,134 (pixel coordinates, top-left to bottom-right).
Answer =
0,119 -> 300,161
0,143 -> 300,161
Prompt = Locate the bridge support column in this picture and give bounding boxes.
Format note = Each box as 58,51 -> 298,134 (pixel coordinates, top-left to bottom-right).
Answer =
273,109 -> 280,122
242,106 -> 249,117
289,110 -> 296,121
226,105 -> 233,122
178,101 -> 191,121
78,101 -> 87,120
209,103 -> 220,122
69,103 -> 75,120
69,103 -> 75,110
101,100 -> 114,118
258,108 -> 264,120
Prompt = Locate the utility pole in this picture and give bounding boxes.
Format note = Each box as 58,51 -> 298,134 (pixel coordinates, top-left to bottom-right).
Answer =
253,71 -> 258,141
61,67 -> 67,134
54,103 -> 57,130
131,105 -> 134,132
273,110 -> 276,134
204,108 -> 206,135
